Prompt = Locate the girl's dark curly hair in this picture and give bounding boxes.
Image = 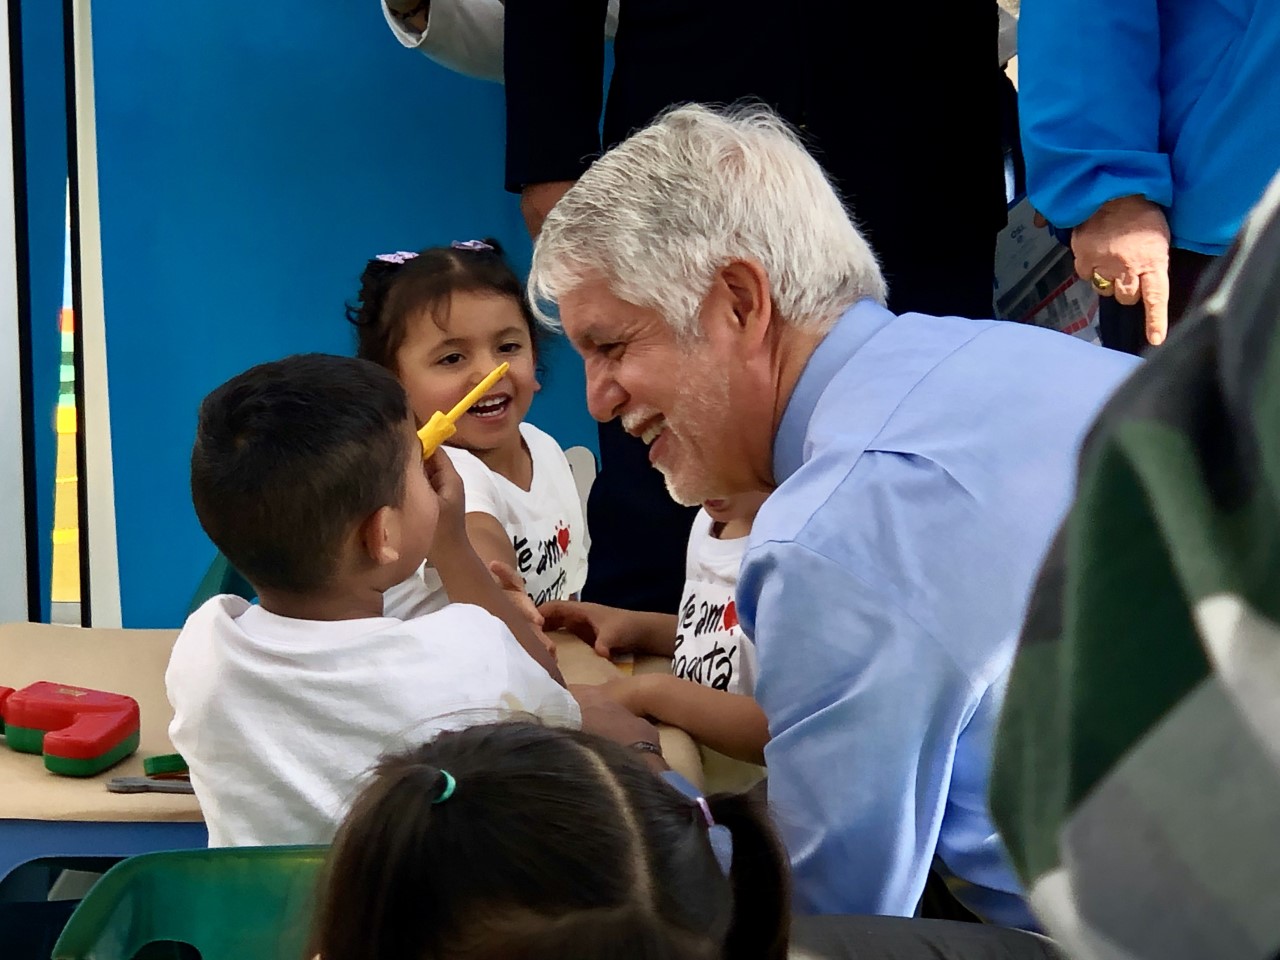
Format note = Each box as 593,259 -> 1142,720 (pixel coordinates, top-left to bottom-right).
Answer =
346,238 -> 541,373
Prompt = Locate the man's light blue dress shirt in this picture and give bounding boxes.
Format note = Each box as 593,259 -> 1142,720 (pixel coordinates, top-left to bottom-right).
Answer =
739,300 -> 1139,928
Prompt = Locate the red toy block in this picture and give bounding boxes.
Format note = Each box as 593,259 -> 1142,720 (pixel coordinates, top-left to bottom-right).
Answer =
0,681 -> 140,776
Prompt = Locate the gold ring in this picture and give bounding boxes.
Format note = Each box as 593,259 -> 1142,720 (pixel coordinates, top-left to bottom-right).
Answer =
1091,271 -> 1114,293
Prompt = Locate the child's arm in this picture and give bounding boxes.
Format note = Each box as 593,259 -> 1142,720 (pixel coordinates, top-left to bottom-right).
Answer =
465,512 -> 521,571
540,600 -> 679,659
466,517 -> 558,652
600,675 -> 770,765
572,683 -> 669,775
426,451 -> 565,685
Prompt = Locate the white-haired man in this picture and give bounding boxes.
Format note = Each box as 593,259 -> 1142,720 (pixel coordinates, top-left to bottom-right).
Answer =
531,105 -> 1140,928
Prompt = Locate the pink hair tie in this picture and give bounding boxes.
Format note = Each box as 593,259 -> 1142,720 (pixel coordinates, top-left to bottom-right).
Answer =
451,239 -> 494,252
375,251 -> 418,264
695,796 -> 715,829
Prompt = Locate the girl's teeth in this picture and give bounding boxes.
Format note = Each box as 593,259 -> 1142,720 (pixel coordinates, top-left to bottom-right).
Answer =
470,396 -> 509,418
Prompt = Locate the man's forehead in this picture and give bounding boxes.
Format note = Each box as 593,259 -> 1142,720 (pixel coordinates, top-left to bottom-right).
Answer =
560,285 -> 640,343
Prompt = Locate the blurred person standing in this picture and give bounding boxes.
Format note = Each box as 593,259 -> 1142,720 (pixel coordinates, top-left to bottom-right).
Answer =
1019,0 -> 1280,353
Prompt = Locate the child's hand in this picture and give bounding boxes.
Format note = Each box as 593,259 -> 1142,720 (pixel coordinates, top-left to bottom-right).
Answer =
571,683 -> 663,759
488,561 -> 556,661
539,601 -> 643,660
424,450 -> 467,547
592,676 -> 653,717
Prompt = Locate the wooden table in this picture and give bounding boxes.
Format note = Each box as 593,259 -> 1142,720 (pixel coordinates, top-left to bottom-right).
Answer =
0,622 -> 206,880
0,623 -> 200,823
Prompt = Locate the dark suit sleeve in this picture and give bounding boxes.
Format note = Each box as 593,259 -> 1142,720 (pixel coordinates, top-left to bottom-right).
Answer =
503,0 -> 609,193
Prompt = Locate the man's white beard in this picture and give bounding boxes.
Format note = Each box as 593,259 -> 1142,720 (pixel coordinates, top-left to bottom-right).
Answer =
659,464 -> 705,508
656,444 -> 729,508
656,369 -> 732,507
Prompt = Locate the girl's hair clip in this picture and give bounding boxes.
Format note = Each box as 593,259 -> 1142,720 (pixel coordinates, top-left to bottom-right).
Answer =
433,770 -> 457,805
694,796 -> 715,829
451,239 -> 494,252
376,250 -> 419,264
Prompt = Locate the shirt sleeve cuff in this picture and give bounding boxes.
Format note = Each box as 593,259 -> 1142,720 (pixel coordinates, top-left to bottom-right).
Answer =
1029,159 -> 1174,231
381,0 -> 429,48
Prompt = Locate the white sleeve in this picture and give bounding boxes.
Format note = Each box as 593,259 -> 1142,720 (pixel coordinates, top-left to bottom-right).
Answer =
380,0 -> 505,83
503,641 -> 582,730
444,446 -> 505,521
466,607 -> 581,729
399,606 -> 580,738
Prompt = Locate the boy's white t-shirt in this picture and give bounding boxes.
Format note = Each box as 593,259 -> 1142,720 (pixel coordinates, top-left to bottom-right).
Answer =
381,562 -> 448,620
384,422 -> 587,618
673,509 -> 759,697
167,595 -> 580,848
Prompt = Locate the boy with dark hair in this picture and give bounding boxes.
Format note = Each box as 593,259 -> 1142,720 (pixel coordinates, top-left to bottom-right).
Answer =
168,353 -> 579,846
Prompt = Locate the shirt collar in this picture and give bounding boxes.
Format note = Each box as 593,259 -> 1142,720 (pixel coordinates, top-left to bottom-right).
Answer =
773,299 -> 894,482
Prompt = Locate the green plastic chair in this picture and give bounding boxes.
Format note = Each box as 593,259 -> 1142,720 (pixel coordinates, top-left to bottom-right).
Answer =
0,856 -> 124,960
50,846 -> 328,960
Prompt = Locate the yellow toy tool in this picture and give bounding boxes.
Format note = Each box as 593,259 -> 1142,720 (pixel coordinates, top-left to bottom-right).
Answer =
418,362 -> 510,458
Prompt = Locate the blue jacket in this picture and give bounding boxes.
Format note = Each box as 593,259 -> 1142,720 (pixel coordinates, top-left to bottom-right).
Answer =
1019,0 -> 1280,254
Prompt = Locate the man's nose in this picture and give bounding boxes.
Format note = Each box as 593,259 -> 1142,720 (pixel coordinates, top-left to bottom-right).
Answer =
585,365 -> 627,423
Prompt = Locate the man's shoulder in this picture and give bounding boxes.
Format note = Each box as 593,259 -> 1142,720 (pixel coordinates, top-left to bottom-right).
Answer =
783,313 -> 1139,517
854,312 -> 1137,395
940,316 -> 1141,395
748,467 -> 843,555
749,444 -> 913,560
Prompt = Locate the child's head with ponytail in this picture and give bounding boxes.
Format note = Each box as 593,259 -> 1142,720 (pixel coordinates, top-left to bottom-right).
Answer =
310,721 -> 789,960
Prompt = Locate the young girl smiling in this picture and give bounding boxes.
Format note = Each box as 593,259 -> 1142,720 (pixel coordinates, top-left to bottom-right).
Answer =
348,240 -> 586,616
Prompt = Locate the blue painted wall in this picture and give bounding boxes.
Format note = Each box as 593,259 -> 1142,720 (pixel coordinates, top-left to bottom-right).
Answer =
91,3 -> 594,627
20,0 -> 69,622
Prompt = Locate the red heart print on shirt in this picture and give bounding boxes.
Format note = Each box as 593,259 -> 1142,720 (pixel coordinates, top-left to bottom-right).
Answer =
722,600 -> 738,631
556,522 -> 570,553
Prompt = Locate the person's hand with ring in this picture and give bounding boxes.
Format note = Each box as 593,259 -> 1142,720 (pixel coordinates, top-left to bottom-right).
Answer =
1071,195 -> 1173,347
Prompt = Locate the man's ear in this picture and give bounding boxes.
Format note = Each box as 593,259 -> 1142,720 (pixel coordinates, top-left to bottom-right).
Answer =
717,259 -> 773,346
359,505 -> 402,567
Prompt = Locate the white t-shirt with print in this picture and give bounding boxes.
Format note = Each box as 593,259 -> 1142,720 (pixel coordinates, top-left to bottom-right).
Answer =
167,596 -> 579,847
382,422 -> 587,617
449,422 -> 587,606
672,509 -> 759,697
